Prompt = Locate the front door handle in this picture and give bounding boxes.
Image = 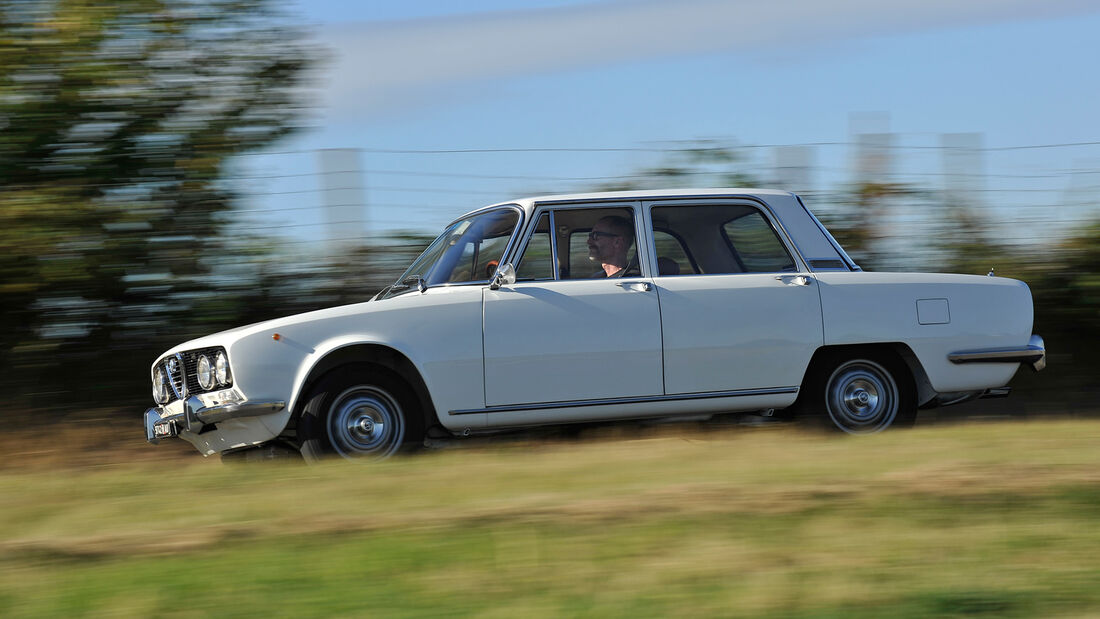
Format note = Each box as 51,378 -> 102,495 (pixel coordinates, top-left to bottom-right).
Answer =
617,281 -> 652,292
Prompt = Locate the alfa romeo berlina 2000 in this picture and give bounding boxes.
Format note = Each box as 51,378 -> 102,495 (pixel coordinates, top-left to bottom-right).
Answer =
144,189 -> 1045,460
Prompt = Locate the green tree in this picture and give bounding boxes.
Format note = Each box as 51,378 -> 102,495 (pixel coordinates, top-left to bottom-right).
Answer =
0,0 -> 314,406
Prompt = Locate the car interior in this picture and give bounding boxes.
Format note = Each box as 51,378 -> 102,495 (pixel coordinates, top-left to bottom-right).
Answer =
514,203 -> 796,282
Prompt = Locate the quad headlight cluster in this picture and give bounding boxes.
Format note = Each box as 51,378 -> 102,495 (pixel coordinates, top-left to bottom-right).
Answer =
151,349 -> 231,405
197,351 -> 232,391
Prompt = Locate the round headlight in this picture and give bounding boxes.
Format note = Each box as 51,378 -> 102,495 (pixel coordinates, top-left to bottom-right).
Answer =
215,351 -> 231,386
196,355 -> 215,390
153,366 -> 169,404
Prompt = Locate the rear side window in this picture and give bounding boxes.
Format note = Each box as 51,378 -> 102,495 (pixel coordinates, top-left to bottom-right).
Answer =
651,204 -> 795,275
722,212 -> 795,273
652,230 -> 695,275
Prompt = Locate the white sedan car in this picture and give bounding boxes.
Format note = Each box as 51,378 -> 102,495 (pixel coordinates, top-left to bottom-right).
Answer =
144,189 -> 1045,459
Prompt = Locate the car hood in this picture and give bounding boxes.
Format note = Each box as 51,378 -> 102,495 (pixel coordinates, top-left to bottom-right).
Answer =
155,298 -> 383,362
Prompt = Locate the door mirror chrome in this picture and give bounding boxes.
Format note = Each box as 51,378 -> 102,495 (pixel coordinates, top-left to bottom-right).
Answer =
489,263 -> 517,290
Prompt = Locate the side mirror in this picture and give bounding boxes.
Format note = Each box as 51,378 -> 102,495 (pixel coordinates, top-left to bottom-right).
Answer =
489,263 -> 516,290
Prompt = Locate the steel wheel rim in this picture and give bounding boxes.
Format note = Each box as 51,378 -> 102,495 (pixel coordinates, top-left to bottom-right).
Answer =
825,359 -> 898,434
327,386 -> 405,459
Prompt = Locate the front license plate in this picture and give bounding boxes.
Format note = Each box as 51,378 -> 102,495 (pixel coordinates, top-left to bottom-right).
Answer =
153,420 -> 177,438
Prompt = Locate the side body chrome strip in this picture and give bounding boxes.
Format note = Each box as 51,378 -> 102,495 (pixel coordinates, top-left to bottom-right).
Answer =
449,386 -> 798,416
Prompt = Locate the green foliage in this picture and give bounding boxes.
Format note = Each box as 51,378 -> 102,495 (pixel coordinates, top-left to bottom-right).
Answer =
817,182 -> 929,271
0,0 -> 314,406
1039,220 -> 1100,336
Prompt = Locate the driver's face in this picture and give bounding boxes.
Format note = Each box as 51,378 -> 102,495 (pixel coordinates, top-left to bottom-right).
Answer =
587,223 -> 620,262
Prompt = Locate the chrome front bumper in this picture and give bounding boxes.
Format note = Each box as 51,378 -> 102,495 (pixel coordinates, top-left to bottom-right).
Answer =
948,334 -> 1046,372
145,396 -> 286,444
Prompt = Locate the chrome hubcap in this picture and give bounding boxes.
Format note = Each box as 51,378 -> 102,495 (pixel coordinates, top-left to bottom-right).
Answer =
350,415 -> 380,441
843,384 -> 878,413
328,386 -> 405,459
826,360 -> 898,434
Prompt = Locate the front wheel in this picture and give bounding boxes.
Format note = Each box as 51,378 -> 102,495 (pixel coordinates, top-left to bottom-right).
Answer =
298,365 -> 423,461
806,352 -> 916,434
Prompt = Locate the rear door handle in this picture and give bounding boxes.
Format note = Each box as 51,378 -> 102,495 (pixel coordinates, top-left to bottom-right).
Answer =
774,275 -> 811,286
617,281 -> 652,292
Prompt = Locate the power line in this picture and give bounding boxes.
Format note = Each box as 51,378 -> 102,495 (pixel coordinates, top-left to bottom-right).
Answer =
232,139 -> 1100,157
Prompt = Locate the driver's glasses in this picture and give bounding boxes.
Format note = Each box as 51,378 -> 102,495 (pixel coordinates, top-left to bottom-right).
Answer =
588,231 -> 619,241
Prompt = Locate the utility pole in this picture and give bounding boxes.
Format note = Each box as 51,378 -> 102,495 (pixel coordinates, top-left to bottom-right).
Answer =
316,148 -> 367,254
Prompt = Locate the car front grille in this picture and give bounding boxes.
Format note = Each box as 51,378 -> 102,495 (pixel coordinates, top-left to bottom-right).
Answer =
156,346 -> 230,404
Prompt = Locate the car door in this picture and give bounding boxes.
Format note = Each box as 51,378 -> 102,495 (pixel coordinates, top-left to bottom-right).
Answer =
482,204 -> 664,408
646,199 -> 824,395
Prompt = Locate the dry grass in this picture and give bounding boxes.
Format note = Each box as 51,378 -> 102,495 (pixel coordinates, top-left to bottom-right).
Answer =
2,419 -> 1099,557
2,417 -> 1099,616
0,410 -> 194,472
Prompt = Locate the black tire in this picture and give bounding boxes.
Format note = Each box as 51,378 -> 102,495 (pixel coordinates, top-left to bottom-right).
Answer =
803,350 -> 916,434
297,364 -> 424,462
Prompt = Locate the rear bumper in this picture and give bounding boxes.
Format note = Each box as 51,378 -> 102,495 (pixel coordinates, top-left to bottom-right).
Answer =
948,334 -> 1046,372
145,396 -> 285,444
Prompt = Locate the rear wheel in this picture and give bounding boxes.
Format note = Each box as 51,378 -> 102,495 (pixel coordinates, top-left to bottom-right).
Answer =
805,351 -> 916,434
298,365 -> 423,461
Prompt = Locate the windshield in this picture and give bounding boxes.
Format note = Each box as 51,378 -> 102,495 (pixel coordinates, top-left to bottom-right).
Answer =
383,207 -> 521,298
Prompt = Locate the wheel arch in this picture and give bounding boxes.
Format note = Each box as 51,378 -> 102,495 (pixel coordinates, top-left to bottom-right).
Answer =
292,343 -> 441,433
796,342 -> 934,407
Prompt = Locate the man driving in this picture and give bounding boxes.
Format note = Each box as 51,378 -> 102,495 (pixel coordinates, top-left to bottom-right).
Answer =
587,215 -> 636,278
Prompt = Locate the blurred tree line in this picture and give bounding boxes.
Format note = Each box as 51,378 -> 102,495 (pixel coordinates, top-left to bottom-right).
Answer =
0,0 -> 431,413
0,3 -> 1093,418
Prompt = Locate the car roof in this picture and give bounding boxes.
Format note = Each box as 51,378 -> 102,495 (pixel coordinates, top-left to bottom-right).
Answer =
462,188 -> 796,220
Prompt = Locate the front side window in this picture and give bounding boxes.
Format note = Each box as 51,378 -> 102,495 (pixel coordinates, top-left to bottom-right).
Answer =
651,203 -> 795,275
563,207 -> 638,279
511,206 -> 639,280
384,208 -> 520,297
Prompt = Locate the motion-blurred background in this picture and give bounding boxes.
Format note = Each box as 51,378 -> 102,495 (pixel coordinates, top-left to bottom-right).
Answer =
1,0 -> 1097,418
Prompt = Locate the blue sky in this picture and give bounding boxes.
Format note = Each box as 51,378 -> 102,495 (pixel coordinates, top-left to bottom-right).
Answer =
237,0 -> 1100,244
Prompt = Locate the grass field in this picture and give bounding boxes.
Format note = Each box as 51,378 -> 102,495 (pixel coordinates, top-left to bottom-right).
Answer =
1,419 -> 1099,617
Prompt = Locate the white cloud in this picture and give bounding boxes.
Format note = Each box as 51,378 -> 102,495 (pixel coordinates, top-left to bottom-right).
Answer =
318,0 -> 1098,118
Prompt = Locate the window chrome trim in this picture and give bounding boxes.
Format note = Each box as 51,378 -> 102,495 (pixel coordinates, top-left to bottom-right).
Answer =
485,203 -> 526,275
509,208 -> 557,282
518,201 -> 643,279
549,209 -> 560,280
449,386 -> 798,416
755,198 -> 812,274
